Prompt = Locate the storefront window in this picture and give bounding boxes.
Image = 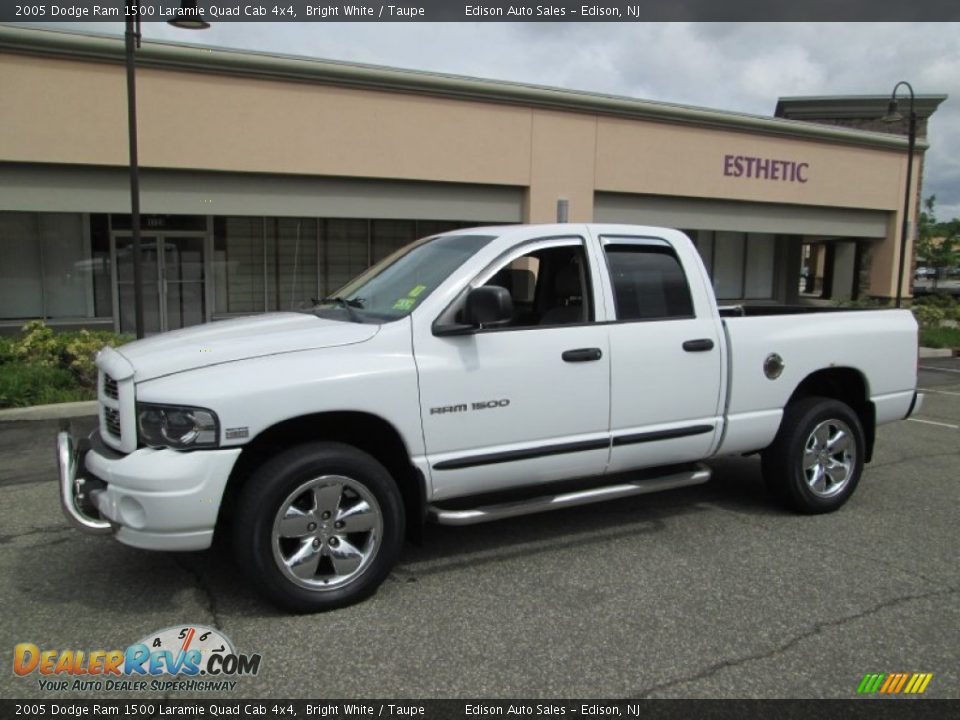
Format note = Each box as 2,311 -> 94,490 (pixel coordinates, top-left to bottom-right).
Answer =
689,229 -> 777,302
212,216 -> 486,317
214,217 -> 267,314
744,234 -> 775,299
324,219 -> 371,296
0,212 -> 105,321
266,217 -> 319,312
714,231 -> 746,300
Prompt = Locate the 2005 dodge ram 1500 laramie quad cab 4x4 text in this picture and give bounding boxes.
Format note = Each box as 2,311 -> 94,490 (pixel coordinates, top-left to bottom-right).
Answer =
58,224 -> 923,611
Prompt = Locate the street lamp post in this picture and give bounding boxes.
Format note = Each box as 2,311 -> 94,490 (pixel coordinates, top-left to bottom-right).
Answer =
882,81 -> 917,309
125,1 -> 209,339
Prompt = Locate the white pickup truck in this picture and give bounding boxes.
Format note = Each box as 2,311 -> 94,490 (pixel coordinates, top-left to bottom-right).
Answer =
59,224 -> 922,612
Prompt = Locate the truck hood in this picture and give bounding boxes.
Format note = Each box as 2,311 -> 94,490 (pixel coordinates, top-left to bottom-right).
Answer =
111,313 -> 379,382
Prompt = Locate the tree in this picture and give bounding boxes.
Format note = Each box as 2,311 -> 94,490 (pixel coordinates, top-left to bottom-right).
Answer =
915,196 -> 959,290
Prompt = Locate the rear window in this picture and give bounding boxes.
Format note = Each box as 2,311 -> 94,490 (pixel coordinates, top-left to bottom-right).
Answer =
604,244 -> 694,321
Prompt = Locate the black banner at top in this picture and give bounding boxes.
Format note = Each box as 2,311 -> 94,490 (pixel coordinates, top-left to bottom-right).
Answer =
3,0 -> 960,23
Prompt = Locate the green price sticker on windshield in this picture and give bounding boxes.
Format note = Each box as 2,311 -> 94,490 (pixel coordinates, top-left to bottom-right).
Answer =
393,297 -> 416,311
409,285 -> 427,297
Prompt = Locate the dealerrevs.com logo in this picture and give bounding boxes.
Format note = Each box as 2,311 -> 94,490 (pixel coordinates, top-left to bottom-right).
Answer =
13,625 -> 262,693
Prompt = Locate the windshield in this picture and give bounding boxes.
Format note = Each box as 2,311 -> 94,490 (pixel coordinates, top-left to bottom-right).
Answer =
313,233 -> 496,322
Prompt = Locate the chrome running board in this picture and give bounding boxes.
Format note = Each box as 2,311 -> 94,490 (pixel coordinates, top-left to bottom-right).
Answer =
427,463 -> 711,526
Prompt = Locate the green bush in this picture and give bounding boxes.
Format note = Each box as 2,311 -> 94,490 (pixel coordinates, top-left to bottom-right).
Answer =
912,304 -> 946,329
0,322 -> 132,408
920,326 -> 960,349
0,336 -> 16,365
832,297 -> 893,309
0,363 -> 93,408
10,321 -> 132,390
913,291 -> 957,306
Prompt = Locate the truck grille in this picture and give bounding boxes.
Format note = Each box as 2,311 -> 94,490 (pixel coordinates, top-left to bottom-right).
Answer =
103,374 -> 118,400
104,407 -> 121,438
96,352 -> 132,454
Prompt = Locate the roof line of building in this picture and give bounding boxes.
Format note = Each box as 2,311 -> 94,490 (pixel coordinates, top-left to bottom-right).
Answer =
776,95 -> 948,120
0,25 -> 926,152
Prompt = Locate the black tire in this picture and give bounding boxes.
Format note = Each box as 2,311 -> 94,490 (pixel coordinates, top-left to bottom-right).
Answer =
234,442 -> 405,612
761,396 -> 865,514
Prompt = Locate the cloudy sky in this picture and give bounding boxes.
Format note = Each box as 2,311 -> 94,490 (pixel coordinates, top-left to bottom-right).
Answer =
30,21 -> 960,220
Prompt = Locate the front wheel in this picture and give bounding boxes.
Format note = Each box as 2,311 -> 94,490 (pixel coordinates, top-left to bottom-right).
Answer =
762,397 -> 865,514
234,442 -> 405,612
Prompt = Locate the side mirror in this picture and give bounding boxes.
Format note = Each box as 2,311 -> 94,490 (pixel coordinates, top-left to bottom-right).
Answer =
434,285 -> 514,336
464,285 -> 513,329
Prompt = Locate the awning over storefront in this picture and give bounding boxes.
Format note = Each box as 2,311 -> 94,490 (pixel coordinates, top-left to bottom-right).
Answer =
0,163 -> 525,223
594,192 -> 890,239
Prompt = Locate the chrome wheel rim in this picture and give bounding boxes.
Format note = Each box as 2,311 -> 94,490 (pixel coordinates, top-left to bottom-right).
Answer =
802,419 -> 856,498
271,475 -> 383,590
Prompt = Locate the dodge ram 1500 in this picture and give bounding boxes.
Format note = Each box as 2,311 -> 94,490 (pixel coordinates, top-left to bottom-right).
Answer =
58,224 -> 922,611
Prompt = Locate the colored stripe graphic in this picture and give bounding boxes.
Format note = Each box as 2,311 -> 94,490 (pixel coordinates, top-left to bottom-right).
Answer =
880,674 -> 897,693
858,673 -> 885,694
858,672 -> 933,695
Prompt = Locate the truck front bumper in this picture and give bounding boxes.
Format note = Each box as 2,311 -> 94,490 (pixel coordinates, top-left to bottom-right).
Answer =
57,429 -> 241,551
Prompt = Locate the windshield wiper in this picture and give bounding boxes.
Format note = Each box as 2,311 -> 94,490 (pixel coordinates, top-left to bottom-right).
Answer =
316,296 -> 364,322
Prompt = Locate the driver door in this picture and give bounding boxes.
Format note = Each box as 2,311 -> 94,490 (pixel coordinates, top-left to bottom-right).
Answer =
413,235 -> 611,501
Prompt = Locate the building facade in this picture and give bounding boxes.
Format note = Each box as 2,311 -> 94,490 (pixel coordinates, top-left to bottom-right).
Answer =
0,27 -> 946,334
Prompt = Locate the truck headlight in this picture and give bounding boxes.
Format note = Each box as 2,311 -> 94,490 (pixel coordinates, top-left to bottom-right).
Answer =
136,403 -> 219,450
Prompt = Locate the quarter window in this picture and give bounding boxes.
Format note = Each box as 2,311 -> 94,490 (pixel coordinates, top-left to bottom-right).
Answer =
604,244 -> 694,321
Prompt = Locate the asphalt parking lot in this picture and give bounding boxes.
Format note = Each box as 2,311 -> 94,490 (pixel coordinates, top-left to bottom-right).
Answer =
1,360 -> 958,700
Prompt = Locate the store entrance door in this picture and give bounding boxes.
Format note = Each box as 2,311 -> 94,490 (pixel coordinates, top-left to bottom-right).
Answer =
113,235 -> 206,335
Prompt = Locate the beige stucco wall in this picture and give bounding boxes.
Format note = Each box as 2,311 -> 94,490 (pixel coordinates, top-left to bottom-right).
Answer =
0,52 -> 917,298
0,54 -> 533,185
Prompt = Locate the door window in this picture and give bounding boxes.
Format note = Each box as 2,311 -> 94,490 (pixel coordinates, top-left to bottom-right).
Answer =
604,244 -> 694,321
478,242 -> 593,328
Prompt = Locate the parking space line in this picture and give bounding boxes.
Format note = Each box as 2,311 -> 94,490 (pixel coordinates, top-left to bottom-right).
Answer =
908,418 -> 960,429
919,365 -> 960,374
919,388 -> 960,396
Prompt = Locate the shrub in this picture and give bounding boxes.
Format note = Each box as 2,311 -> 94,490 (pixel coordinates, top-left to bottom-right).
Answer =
913,293 -> 960,323
0,322 -> 132,407
9,322 -> 132,390
0,336 -> 16,365
12,320 -> 61,368
832,297 -> 893,309
912,304 -> 946,329
913,292 -> 958,309
0,363 -> 93,408
920,326 -> 960,349
65,329 -> 133,388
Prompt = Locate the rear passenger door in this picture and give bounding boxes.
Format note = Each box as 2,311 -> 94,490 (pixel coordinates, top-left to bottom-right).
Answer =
597,234 -> 724,473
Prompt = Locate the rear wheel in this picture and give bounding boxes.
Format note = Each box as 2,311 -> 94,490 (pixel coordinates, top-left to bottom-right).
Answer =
762,397 -> 865,514
234,442 -> 404,612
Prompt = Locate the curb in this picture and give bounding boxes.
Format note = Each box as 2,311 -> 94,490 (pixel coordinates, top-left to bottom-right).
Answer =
919,347 -> 957,359
0,400 -> 98,422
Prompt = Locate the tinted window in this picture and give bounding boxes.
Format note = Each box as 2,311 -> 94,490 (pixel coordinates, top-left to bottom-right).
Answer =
604,244 -> 694,320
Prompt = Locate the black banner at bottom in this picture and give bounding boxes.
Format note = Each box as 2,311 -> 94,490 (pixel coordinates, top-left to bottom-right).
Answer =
2,699 -> 957,720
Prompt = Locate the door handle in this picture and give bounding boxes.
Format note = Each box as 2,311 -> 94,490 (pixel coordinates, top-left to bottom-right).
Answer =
682,339 -> 715,352
562,348 -> 603,362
